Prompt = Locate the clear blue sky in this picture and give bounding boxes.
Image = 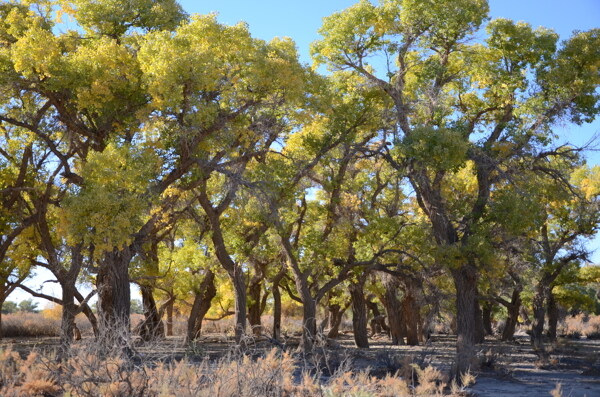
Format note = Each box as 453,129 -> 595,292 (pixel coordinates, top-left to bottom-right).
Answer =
13,1 -> 600,305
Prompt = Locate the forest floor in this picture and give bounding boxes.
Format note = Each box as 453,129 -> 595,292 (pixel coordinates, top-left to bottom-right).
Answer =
1,332 -> 599,396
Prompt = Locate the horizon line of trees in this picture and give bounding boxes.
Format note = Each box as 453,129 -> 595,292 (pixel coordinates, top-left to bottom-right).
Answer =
1,0 -> 599,378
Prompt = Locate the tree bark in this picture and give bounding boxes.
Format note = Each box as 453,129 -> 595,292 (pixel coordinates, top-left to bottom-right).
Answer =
96,247 -> 132,349
248,278 -> 263,336
166,298 -> 174,336
327,303 -> 346,339
299,290 -> 317,351
272,275 -> 283,341
366,295 -> 389,335
402,285 -> 420,346
474,293 -> 485,343
60,285 -> 77,353
547,288 -> 558,342
379,274 -> 406,345
186,270 -> 216,342
531,280 -> 547,355
451,265 -> 477,376
482,302 -> 493,336
138,285 -> 165,341
501,296 -> 521,341
231,268 -> 247,342
349,277 -> 369,348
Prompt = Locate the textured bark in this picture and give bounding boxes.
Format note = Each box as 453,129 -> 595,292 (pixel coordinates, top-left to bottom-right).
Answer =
138,285 -> 165,341
248,278 -> 263,336
301,295 -> 317,351
97,247 -> 133,348
327,303 -> 346,339
60,285 -> 77,351
531,281 -> 547,355
402,285 -> 420,346
166,298 -> 174,336
231,269 -> 247,341
482,302 -> 493,336
186,270 -> 216,342
547,289 -> 558,342
366,295 -> 389,335
474,295 -> 485,343
501,299 -> 521,341
271,273 -> 284,341
452,265 -> 477,376
349,277 -> 369,348
272,286 -> 282,341
379,274 -> 406,345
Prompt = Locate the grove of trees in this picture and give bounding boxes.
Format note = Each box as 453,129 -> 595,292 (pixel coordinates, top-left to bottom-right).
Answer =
0,0 -> 599,377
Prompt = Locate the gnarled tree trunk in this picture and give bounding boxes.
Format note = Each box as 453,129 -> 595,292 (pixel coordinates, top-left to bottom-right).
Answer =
349,276 -> 369,348
451,265 -> 478,376
97,247 -> 133,349
379,273 -> 406,345
248,277 -> 267,336
474,293 -> 485,343
547,289 -> 559,342
138,285 -> 165,341
402,284 -> 420,346
482,302 -> 493,336
531,280 -> 548,355
187,270 -> 216,342
327,303 -> 347,339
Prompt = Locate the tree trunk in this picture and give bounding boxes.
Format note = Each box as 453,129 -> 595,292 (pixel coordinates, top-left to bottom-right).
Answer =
301,296 -> 317,351
451,265 -> 477,376
380,274 -> 406,345
366,295 -> 389,335
272,284 -> 282,341
230,268 -> 247,343
166,298 -> 174,336
501,300 -> 520,341
96,247 -> 132,349
327,303 -> 345,339
402,285 -> 419,346
74,290 -> 99,337
482,302 -> 493,336
186,270 -> 216,342
138,285 -> 165,341
60,285 -> 77,353
474,294 -> 485,343
531,281 -> 547,353
349,277 -> 369,348
248,278 -> 263,336
547,289 -> 558,342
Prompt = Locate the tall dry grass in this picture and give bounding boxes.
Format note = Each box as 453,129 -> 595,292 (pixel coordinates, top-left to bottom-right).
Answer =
558,314 -> 600,339
0,342 -> 474,397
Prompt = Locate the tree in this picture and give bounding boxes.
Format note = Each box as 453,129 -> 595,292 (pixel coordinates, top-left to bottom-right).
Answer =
1,301 -> 17,314
312,0 -> 600,375
18,298 -> 39,313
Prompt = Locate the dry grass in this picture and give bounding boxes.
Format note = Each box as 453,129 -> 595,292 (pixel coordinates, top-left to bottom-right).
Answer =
1,313 -> 60,338
1,312 -> 97,338
0,341 -> 473,397
558,314 -> 600,339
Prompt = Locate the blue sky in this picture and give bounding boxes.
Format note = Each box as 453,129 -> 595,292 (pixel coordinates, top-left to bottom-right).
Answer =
12,0 -> 600,305
179,0 -> 600,161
